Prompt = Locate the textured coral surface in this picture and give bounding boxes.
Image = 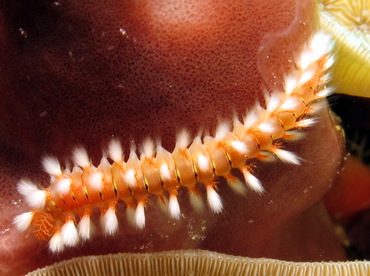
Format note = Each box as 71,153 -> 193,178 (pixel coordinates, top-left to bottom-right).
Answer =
0,0 -> 347,275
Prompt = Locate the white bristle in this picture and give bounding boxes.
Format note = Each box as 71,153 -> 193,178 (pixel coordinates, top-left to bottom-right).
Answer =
321,72 -> 333,84
243,109 -> 259,129
316,87 -> 334,98
324,56 -> 335,70
78,214 -> 93,240
98,156 -> 111,171
258,151 -> 277,162
242,169 -> 265,194
280,97 -> 300,112
197,154 -> 211,173
295,118 -> 317,128
13,212 -> 34,231
141,138 -> 155,158
266,92 -> 281,112
73,147 -> 90,168
231,140 -> 248,154
108,139 -> 123,163
61,219 -> 79,247
49,231 -> 65,253
135,202 -> 146,229
124,168 -> 137,187
42,157 -> 62,176
225,175 -> 247,196
17,180 -> 47,209
215,122 -> 230,140
88,171 -> 104,191
299,70 -> 315,85
307,101 -> 326,115
273,148 -> 300,165
159,163 -> 171,182
56,178 -> 72,194
310,32 -> 332,62
284,130 -> 305,141
258,122 -> 276,134
101,206 -> 119,235
298,51 -> 311,71
168,194 -> 181,220
284,76 -> 298,95
189,191 -> 204,213
176,129 -> 191,149
206,186 -> 223,213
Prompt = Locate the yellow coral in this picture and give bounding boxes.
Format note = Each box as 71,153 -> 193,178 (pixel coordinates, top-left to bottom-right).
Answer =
319,0 -> 370,97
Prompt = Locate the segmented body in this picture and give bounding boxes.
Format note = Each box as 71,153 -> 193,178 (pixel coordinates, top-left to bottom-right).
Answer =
14,32 -> 334,253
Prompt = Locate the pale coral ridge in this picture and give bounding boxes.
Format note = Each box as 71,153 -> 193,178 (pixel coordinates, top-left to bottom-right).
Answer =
14,32 -> 334,253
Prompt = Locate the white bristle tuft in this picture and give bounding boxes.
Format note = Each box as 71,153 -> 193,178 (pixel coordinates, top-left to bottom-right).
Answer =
284,130 -> 305,141
197,154 -> 211,173
215,122 -> 230,140
324,56 -> 335,70
310,32 -> 333,62
135,202 -> 146,229
176,129 -> 191,149
321,72 -> 333,84
73,147 -> 90,168
284,76 -> 298,95
13,212 -> 34,231
243,109 -> 259,128
280,97 -> 301,112
307,101 -> 327,115
231,140 -> 248,154
78,214 -> 93,240
124,168 -> 137,187
88,171 -> 104,191
55,178 -> 72,194
225,175 -> 247,196
108,139 -> 123,163
266,92 -> 282,112
242,169 -> 265,194
168,194 -> 181,219
273,148 -> 301,165
101,206 -> 119,235
299,70 -> 315,85
295,118 -> 317,128
316,87 -> 334,98
206,186 -> 223,213
17,180 -> 47,209
159,163 -> 171,182
298,51 -> 311,71
61,219 -> 79,247
259,151 -> 277,162
141,138 -> 155,158
49,231 -> 65,253
189,191 -> 204,213
99,156 -> 110,171
258,122 -> 276,134
42,157 -> 62,176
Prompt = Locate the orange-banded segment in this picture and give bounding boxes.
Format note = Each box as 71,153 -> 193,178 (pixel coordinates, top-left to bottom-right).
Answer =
204,136 -> 232,176
172,146 -> 197,188
189,136 -> 214,183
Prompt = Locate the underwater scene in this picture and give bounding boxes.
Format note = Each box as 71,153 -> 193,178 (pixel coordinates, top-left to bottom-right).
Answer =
0,0 -> 370,275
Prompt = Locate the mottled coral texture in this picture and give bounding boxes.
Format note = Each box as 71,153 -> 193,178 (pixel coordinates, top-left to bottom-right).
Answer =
1,0 -> 315,159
